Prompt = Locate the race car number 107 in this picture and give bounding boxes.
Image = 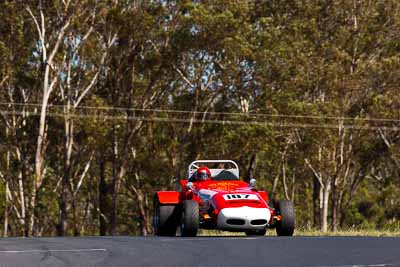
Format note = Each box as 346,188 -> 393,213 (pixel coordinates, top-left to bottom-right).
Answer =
223,194 -> 259,201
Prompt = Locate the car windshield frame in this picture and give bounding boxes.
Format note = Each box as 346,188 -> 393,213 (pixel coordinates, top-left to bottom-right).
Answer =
187,160 -> 240,181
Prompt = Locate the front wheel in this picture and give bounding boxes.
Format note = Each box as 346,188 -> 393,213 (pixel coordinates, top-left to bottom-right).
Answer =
276,200 -> 295,236
180,200 -> 199,237
153,195 -> 179,236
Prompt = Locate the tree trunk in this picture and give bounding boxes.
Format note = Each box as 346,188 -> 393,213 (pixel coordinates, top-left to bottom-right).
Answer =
282,162 -> 290,200
136,189 -> 151,236
59,115 -> 74,236
291,173 -> 296,201
271,170 -> 280,200
72,199 -> 79,236
245,154 -> 256,183
99,157 -> 108,236
110,165 -> 125,235
16,111 -> 27,236
312,176 -> 321,227
109,133 -> 119,235
79,199 -> 90,235
321,179 -> 331,232
4,180 -> 9,237
4,129 -> 10,237
30,60 -> 52,237
28,187 -> 37,236
331,180 -> 339,232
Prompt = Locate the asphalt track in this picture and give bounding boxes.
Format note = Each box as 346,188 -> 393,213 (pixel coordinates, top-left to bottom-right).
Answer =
0,236 -> 399,267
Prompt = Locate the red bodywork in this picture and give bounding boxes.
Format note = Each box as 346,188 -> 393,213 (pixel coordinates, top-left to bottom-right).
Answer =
155,191 -> 180,204
156,179 -> 276,229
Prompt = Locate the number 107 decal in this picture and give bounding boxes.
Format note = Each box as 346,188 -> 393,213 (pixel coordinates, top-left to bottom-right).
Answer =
223,194 -> 259,201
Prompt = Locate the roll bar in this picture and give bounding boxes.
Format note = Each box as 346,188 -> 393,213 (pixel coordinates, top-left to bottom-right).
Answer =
187,160 -> 239,179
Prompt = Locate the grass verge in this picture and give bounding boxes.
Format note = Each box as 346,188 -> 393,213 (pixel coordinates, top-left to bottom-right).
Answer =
199,227 -> 400,237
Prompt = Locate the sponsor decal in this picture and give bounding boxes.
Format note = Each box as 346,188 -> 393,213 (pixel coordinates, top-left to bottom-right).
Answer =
204,182 -> 240,190
223,194 -> 259,201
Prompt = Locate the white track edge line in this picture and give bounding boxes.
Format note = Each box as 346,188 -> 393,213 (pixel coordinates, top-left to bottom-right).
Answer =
0,249 -> 106,253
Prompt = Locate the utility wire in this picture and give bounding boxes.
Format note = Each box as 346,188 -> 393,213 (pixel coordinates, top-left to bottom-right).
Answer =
0,110 -> 399,131
0,102 -> 399,123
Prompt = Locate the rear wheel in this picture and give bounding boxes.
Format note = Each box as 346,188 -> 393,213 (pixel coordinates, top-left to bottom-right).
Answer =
180,200 -> 199,237
153,195 -> 179,236
245,229 -> 266,236
276,200 -> 295,236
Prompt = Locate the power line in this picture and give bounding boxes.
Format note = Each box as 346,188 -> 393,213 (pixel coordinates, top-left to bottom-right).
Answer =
0,110 -> 399,131
0,102 -> 399,123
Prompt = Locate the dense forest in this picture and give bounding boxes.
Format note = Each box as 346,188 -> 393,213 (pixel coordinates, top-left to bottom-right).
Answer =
0,0 -> 399,237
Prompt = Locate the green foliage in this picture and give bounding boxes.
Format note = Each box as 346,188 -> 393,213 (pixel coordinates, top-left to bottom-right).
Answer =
0,0 -> 399,236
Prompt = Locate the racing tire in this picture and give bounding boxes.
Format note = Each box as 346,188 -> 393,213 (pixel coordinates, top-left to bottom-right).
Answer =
153,195 -> 179,236
276,200 -> 295,236
180,200 -> 199,237
245,229 -> 267,236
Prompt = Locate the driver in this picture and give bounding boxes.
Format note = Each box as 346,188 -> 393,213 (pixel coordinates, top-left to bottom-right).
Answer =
193,166 -> 211,181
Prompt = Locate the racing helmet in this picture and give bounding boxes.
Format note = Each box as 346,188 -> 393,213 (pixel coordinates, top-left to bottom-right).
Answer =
197,166 -> 211,181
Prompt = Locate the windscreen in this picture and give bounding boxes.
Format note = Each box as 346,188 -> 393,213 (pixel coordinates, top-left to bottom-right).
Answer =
188,161 -> 239,180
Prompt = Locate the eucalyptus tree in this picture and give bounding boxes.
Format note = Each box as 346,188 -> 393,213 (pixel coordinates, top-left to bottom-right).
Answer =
0,1 -> 38,236
252,0 -> 400,231
55,1 -> 117,236
94,1 -> 185,235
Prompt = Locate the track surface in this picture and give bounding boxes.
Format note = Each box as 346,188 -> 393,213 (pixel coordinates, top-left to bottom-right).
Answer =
0,236 -> 399,267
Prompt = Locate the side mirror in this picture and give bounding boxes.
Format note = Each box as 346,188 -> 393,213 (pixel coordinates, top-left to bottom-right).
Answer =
249,178 -> 256,188
186,182 -> 194,190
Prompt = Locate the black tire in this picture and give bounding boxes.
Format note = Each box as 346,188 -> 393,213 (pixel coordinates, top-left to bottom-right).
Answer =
153,195 -> 179,236
180,200 -> 199,237
276,200 -> 295,236
245,229 -> 266,236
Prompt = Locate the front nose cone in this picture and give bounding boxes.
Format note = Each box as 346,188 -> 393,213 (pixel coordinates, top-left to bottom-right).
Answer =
217,206 -> 271,230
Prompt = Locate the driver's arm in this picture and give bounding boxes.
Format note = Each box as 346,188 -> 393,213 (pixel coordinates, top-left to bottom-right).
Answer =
188,173 -> 197,182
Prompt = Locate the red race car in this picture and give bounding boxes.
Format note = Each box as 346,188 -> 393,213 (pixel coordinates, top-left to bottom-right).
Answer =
153,160 -> 295,237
